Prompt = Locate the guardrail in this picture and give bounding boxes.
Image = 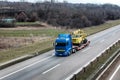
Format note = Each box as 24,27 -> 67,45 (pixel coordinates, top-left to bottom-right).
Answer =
66,39 -> 120,80
89,47 -> 120,80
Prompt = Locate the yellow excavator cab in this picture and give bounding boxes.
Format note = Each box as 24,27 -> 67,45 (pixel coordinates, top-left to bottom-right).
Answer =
72,29 -> 87,45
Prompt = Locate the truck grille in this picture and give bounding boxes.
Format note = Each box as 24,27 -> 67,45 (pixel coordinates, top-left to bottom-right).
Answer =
56,50 -> 65,52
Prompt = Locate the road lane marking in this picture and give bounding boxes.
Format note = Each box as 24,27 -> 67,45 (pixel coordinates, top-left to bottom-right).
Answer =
0,56 -> 53,80
42,64 -> 60,74
109,64 -> 120,80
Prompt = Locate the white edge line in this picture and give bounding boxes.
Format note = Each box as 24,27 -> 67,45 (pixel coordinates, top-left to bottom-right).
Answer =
65,67 -> 83,80
42,64 -> 60,74
65,39 -> 120,80
0,56 -> 53,80
109,64 -> 120,80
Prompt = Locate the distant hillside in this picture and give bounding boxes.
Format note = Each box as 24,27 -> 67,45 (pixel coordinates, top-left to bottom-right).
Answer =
1,1 -> 120,28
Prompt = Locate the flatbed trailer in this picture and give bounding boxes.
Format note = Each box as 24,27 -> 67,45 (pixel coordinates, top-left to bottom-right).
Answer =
72,41 -> 90,53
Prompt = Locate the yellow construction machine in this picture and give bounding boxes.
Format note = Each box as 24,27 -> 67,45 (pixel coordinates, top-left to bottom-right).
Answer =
72,29 -> 88,46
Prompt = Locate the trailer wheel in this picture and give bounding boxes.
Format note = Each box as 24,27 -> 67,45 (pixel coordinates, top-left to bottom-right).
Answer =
83,39 -> 88,44
72,48 -> 76,53
79,43 -> 82,47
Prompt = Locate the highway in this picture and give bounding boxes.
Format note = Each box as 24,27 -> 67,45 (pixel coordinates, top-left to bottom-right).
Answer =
109,64 -> 120,80
0,25 -> 120,80
106,58 -> 120,80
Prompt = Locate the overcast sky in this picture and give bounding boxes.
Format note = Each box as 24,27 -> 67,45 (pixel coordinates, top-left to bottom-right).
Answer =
1,0 -> 120,6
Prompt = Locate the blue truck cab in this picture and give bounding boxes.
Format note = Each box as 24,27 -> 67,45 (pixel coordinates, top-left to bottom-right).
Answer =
54,34 -> 72,56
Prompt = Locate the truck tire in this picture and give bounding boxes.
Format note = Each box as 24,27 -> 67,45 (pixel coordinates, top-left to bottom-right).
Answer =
83,39 -> 88,44
79,43 -> 82,47
72,48 -> 76,53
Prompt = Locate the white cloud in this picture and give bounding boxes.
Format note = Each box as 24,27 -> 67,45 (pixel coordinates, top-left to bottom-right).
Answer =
67,0 -> 120,5
1,0 -> 120,5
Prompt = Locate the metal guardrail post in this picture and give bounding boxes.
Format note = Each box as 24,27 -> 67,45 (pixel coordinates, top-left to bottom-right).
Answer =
83,67 -> 86,73
71,74 -> 77,80
97,57 -> 99,62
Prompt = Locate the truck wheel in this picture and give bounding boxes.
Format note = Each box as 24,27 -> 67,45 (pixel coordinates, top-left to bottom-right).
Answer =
83,39 -> 88,44
72,49 -> 76,53
78,43 -> 82,47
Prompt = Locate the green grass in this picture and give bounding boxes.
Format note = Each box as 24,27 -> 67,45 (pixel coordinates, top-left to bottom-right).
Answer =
0,39 -> 54,63
0,29 -> 67,37
16,22 -> 37,25
83,20 -> 120,35
1,20 -> 120,37
0,20 -> 120,63
77,43 -> 120,80
16,22 -> 43,26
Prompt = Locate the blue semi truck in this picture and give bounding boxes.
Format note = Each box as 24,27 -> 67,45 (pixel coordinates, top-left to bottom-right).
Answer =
54,34 -> 90,56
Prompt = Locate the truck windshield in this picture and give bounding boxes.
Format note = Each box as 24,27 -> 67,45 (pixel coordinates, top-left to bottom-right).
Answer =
56,43 -> 66,46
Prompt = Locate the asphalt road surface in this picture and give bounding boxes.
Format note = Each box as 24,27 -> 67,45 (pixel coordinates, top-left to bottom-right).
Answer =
0,25 -> 120,80
106,58 -> 120,80
110,64 -> 120,80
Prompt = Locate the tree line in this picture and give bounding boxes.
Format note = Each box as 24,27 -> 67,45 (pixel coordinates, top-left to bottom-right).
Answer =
1,1 -> 120,28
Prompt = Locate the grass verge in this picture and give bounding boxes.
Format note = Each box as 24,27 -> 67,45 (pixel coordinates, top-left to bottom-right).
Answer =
77,43 -> 120,80
83,20 -> 120,35
0,39 -> 54,63
1,20 -> 120,37
16,22 -> 43,26
0,28 -> 67,37
0,20 -> 120,63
